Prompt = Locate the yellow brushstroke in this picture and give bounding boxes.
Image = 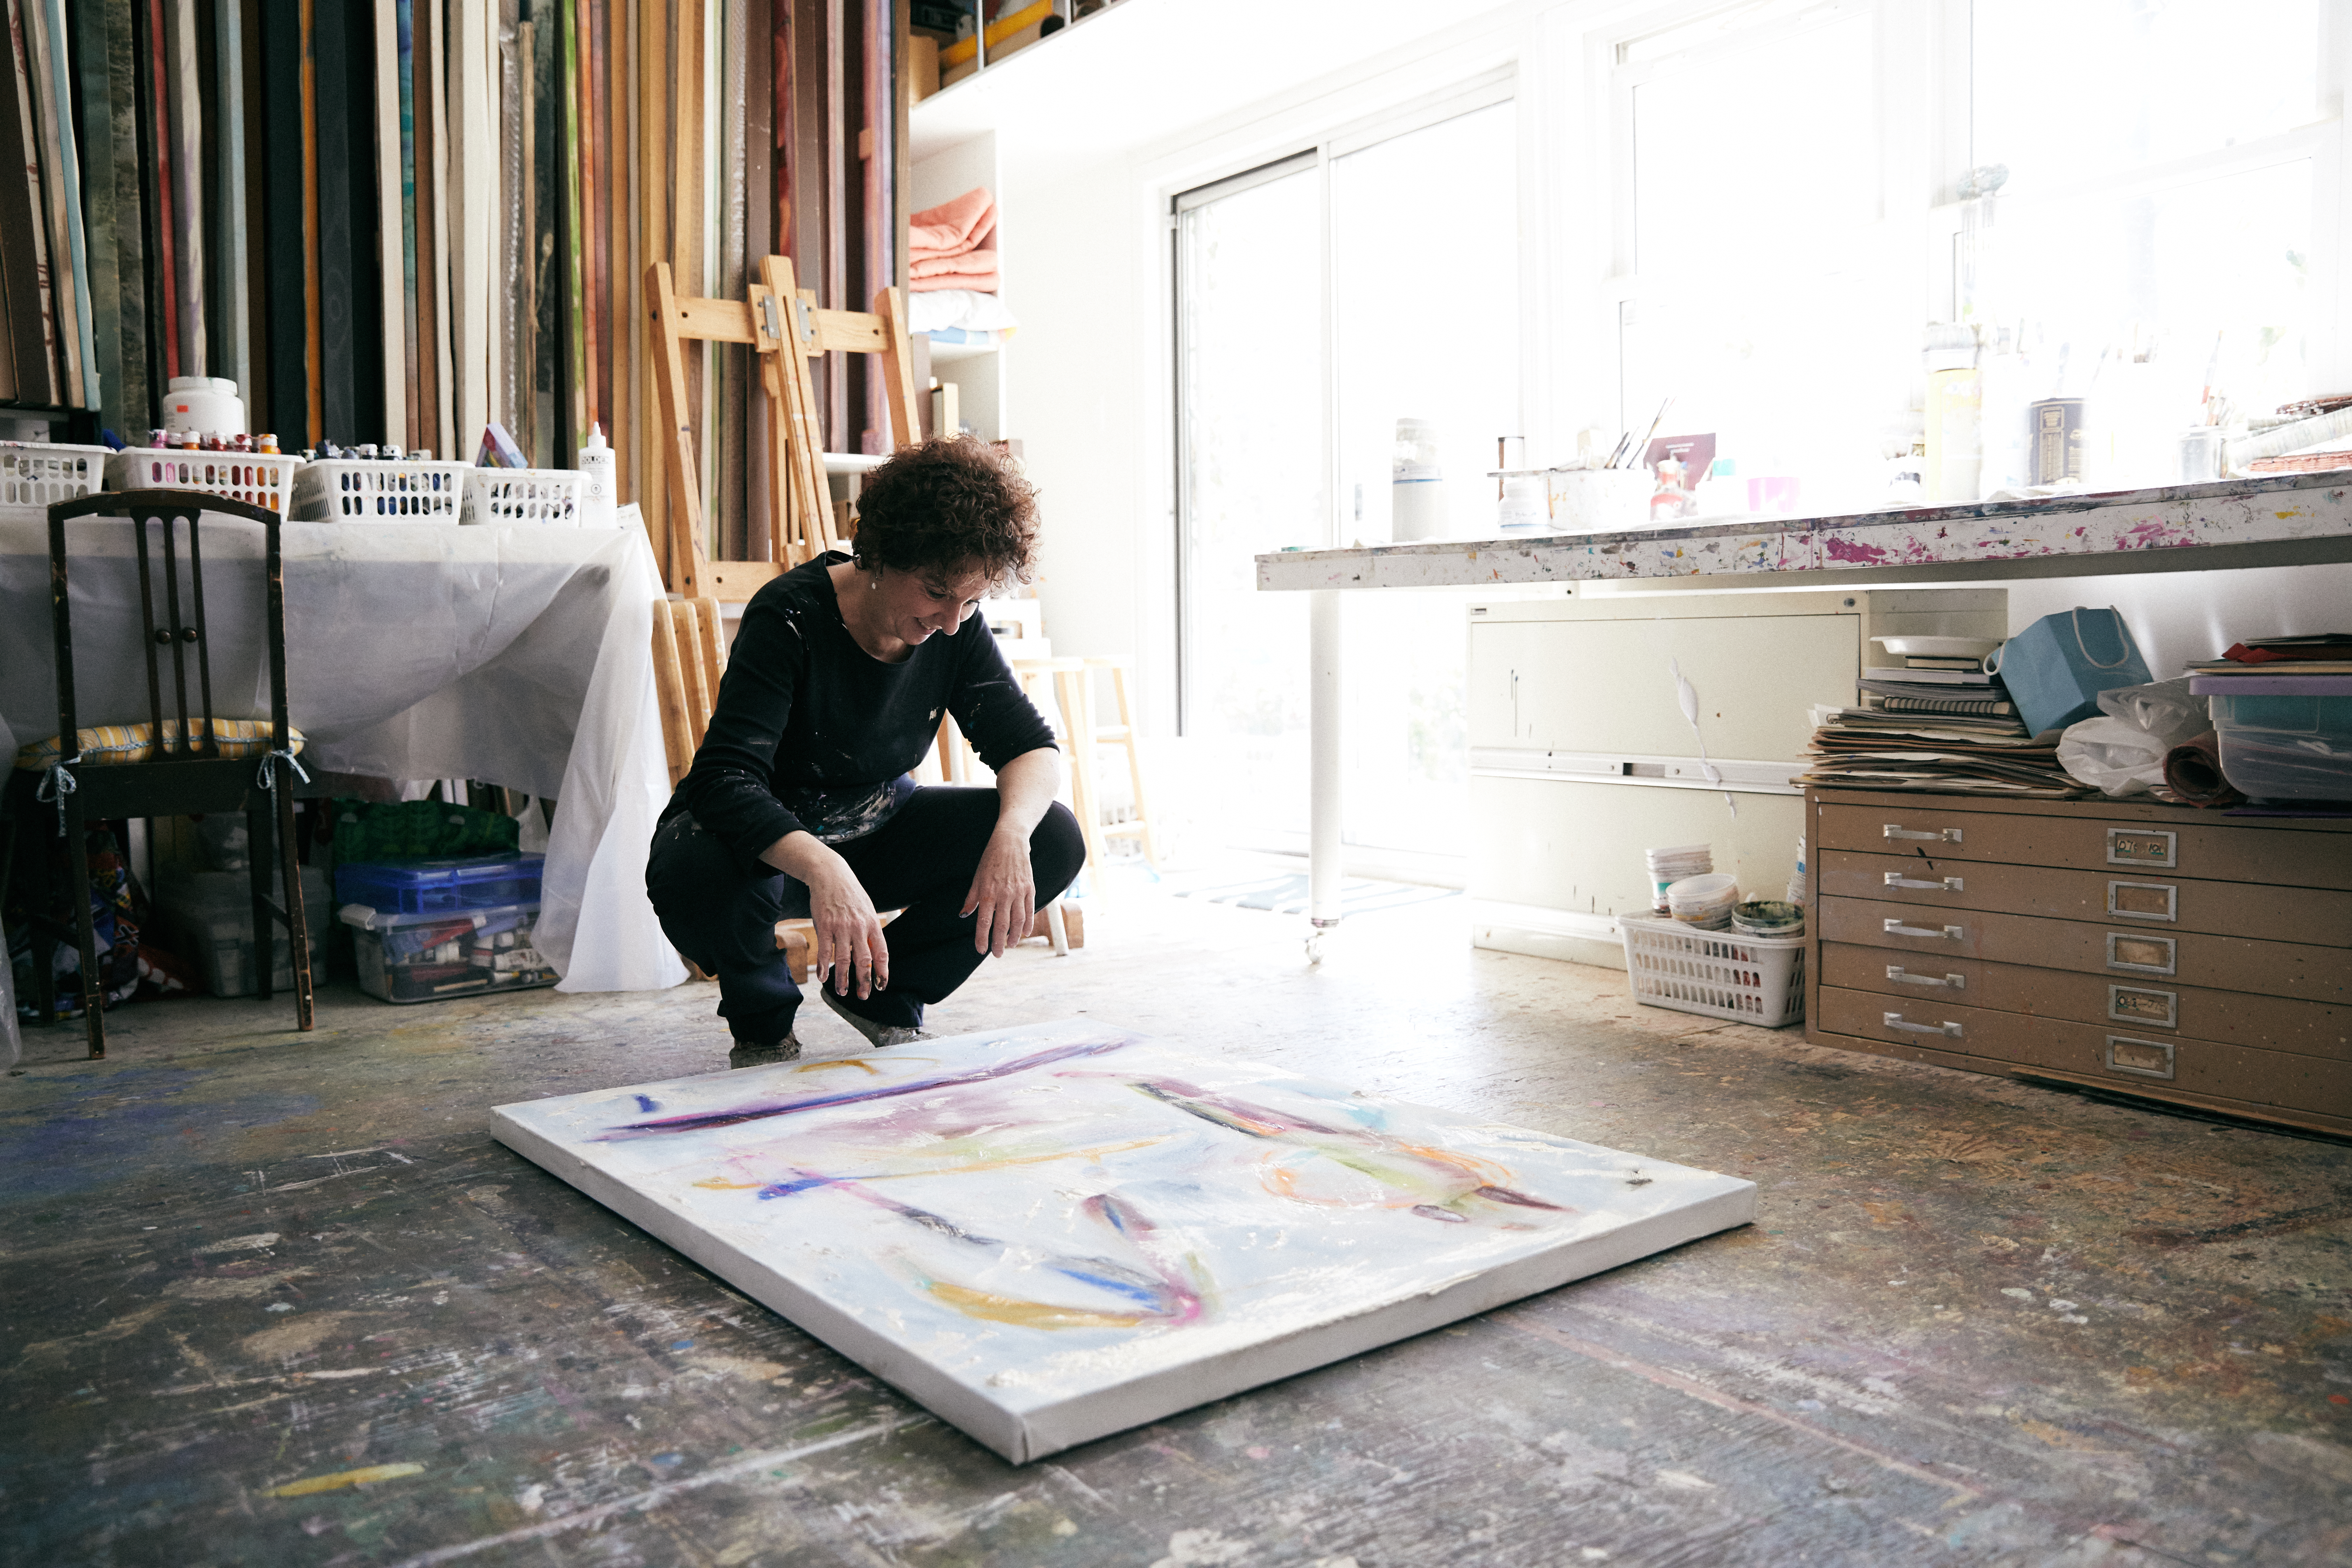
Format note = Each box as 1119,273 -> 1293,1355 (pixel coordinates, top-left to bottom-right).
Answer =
263,1462 -> 425,1497
692,1137 -> 1167,1192
790,1057 -> 882,1075
923,1280 -> 1146,1330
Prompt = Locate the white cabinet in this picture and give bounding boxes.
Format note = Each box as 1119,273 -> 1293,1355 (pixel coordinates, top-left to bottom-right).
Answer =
1467,588 -> 2005,969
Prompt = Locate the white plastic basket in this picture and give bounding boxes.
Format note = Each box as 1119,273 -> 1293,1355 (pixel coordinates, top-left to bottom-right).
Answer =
106,447 -> 305,513
290,458 -> 474,521
1619,913 -> 1805,1028
0,441 -> 110,509
462,467 -> 589,525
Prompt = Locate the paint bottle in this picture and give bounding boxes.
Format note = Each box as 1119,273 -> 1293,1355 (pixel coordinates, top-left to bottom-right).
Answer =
1391,418 -> 1447,541
257,433 -> 280,455
578,423 -> 617,529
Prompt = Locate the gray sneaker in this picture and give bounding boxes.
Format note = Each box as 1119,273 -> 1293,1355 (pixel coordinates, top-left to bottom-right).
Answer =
727,1033 -> 803,1069
821,986 -> 931,1049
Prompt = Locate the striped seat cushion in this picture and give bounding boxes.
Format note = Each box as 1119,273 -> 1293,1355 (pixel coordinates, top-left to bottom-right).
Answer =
14,719 -> 305,770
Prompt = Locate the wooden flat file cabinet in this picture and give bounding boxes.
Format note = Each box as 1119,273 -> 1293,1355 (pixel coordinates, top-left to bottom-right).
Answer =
1804,789 -> 2352,1135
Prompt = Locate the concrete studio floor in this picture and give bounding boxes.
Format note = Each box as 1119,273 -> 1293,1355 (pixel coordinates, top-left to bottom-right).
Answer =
4,884 -> 2349,1567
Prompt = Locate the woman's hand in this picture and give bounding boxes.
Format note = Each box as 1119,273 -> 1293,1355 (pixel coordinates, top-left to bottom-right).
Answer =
765,831 -> 888,999
961,823 -> 1036,958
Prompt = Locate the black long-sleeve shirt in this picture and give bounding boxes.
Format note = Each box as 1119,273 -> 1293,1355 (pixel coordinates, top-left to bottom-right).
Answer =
663,552 -> 1057,863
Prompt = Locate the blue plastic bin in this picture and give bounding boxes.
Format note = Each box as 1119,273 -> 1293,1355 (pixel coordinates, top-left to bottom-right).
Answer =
334,853 -> 546,914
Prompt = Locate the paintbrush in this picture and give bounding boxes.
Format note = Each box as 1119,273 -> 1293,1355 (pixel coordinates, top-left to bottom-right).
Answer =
1602,431 -> 1632,469
1627,396 -> 1674,471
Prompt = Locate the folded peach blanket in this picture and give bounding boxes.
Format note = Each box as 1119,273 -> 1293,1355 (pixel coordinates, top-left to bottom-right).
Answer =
911,264 -> 999,294
910,187 -> 997,262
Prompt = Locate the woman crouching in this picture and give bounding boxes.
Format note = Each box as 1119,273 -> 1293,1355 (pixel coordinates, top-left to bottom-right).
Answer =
646,437 -> 1084,1065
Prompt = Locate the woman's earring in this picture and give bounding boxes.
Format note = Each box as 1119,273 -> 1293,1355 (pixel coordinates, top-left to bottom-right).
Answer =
870,574 -> 881,591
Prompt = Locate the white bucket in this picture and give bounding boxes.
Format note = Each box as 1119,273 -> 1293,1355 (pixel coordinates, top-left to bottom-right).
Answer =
1548,468 -> 1651,533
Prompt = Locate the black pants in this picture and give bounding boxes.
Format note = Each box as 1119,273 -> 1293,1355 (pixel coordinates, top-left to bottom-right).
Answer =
646,788 -> 1086,1043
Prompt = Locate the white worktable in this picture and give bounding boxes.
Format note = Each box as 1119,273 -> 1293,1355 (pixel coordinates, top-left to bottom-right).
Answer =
1254,470 -> 2352,954
2,515 -> 686,994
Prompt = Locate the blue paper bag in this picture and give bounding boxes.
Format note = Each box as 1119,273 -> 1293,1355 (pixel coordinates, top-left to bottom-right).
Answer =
1988,607 -> 2155,736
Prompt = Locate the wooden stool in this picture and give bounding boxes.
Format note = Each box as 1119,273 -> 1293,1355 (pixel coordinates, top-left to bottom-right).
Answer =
1011,657 -> 1106,876
1084,656 -> 1159,869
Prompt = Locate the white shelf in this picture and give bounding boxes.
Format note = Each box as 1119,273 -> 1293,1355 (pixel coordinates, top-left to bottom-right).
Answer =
910,0 -> 1523,161
924,338 -> 1002,365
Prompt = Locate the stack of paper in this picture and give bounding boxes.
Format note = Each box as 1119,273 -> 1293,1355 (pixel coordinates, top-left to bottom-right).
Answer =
1794,706 -> 2087,797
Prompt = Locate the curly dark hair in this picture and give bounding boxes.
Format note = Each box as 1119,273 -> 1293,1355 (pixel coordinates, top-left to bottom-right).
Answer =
848,436 -> 1040,585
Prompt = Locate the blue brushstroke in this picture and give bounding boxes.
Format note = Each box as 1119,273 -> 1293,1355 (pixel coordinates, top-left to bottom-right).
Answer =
597,1038 -> 1135,1140
635,1095 -> 659,1113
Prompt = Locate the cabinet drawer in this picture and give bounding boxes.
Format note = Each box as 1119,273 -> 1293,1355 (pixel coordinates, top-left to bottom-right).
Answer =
1814,986 -> 2352,1119
1821,848 -> 2352,946
1818,802 -> 2352,888
1820,941 -> 2352,1060
1817,896 -> 2352,1001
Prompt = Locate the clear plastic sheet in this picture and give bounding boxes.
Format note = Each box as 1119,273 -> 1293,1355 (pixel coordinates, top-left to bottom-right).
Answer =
1,514 -> 685,993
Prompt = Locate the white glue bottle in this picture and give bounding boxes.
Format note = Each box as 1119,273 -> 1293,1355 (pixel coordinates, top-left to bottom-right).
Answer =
579,423 -> 617,528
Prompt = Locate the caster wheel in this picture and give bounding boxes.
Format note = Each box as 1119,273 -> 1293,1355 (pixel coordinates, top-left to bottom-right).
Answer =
1305,932 -> 1325,965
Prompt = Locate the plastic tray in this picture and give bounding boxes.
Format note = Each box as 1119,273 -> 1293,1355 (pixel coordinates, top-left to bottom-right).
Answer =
290,458 -> 474,521
341,900 -> 555,1003
462,467 -> 590,525
1619,913 -> 1805,1028
2208,691 -> 2352,802
334,853 -> 545,914
0,441 -> 110,510
107,447 -> 306,513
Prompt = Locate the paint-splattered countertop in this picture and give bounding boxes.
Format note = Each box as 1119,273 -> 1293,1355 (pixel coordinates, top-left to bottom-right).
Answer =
1255,471 -> 2352,590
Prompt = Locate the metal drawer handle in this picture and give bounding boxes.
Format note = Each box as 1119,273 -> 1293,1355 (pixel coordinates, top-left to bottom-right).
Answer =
1884,824 -> 1963,843
1883,919 -> 1965,940
1887,966 -> 1963,989
1883,1012 -> 1962,1038
1885,872 -> 1963,891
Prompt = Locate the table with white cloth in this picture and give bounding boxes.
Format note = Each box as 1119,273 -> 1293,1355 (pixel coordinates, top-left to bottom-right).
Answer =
0,512 -> 686,993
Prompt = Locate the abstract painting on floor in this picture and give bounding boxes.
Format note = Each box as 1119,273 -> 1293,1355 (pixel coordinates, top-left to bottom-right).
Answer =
491,1019 -> 1755,1462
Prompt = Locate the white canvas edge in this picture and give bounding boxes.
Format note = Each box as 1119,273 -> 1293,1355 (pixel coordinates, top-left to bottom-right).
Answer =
491,1104 -> 1755,1464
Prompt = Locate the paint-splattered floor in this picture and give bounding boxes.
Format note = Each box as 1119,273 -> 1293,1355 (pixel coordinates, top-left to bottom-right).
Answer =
4,886 -> 2348,1567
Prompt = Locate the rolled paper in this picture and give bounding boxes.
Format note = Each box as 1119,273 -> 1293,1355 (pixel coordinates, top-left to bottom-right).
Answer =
2163,731 -> 2246,809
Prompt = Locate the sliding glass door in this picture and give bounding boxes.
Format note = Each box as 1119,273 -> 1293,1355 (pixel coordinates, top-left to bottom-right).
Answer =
1176,87 -> 1519,866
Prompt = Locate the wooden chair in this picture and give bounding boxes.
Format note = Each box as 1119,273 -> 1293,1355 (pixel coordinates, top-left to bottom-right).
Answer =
6,491 -> 315,1058
645,257 -> 922,604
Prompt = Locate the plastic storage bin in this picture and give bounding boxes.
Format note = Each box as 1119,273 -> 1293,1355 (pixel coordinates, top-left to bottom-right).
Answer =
150,866 -> 332,997
1618,913 -> 1806,1028
1,441 -> 110,511
342,901 -> 556,1003
462,467 -> 590,525
106,447 -> 305,512
2208,691 -> 2352,802
289,458 -> 474,520
334,853 -> 544,915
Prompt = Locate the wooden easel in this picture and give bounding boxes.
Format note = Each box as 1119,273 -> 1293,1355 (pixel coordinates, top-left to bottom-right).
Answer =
646,257 -> 923,603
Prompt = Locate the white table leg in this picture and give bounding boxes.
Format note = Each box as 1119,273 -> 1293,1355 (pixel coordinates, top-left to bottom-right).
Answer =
1308,589 -> 1342,963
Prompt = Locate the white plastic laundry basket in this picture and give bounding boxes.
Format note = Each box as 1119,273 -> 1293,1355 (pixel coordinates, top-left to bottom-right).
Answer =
107,447 -> 305,513
1618,913 -> 1805,1028
290,458 -> 474,520
462,467 -> 589,525
0,441 -> 110,511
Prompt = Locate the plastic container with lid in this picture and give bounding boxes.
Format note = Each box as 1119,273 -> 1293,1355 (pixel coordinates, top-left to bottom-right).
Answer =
150,866 -> 331,996
334,853 -> 545,915
1665,872 -> 1739,932
2206,689 -> 2352,802
341,900 -> 556,1003
161,376 -> 247,437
